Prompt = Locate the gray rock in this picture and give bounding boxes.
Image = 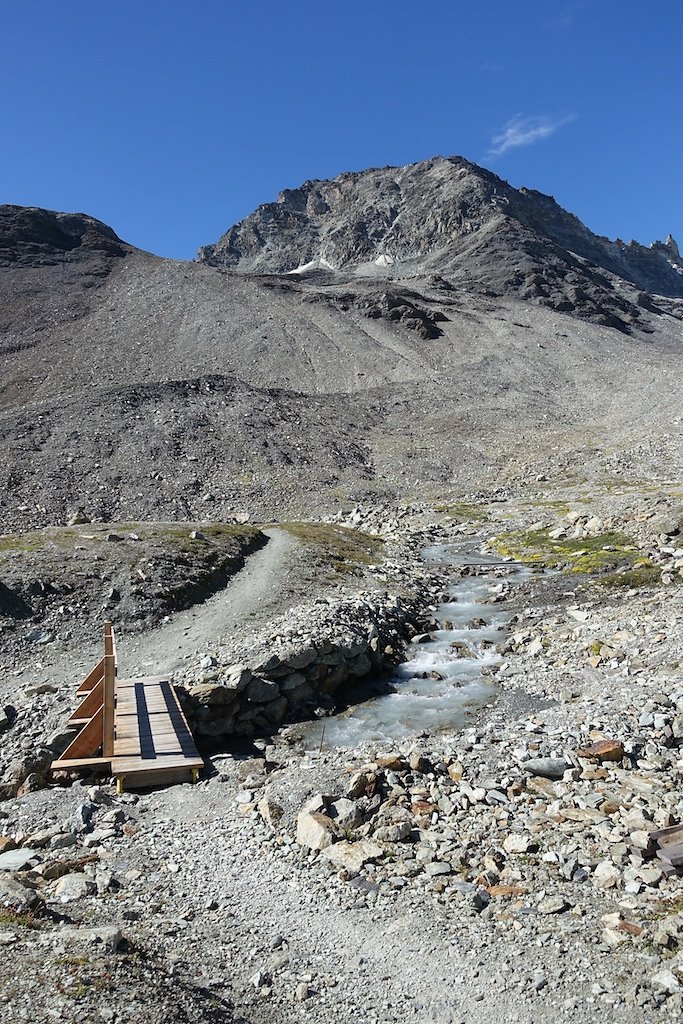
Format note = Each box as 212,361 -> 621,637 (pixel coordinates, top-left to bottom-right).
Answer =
0,848 -> 39,872
48,728 -> 79,755
651,967 -> 680,995
538,895 -> 571,914
424,861 -> 452,876
246,677 -> 280,703
0,876 -> 43,912
60,925 -> 124,951
71,802 -> 94,833
54,873 -> 97,902
523,757 -> 571,780
257,798 -> 283,827
372,821 -> 413,843
49,832 -> 78,850
330,798 -> 363,830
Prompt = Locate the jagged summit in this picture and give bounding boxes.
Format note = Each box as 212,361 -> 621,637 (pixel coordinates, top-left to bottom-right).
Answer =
198,155 -> 683,329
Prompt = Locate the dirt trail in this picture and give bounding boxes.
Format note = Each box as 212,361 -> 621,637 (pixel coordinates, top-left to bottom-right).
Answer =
140,783 -> 571,1024
120,527 -> 303,678
0,528 -> 303,712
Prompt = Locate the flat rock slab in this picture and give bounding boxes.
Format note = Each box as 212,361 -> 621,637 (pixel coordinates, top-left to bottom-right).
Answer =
524,758 -> 570,780
0,848 -> 39,872
59,925 -> 124,951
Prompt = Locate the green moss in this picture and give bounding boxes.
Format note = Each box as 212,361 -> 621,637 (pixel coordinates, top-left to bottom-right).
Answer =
520,499 -> 571,515
0,908 -> 40,929
278,521 -> 383,574
600,563 -> 663,589
433,501 -> 489,522
492,528 -> 641,577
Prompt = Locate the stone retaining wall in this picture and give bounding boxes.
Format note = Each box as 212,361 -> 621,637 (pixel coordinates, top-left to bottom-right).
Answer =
180,592 -> 427,740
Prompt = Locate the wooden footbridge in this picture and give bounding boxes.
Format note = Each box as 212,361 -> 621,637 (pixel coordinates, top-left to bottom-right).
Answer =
51,622 -> 203,791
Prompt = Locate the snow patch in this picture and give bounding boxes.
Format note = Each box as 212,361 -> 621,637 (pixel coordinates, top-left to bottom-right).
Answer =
287,255 -> 336,275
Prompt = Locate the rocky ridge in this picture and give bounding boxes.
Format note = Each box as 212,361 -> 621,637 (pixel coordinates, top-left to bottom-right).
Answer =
200,155 -> 683,332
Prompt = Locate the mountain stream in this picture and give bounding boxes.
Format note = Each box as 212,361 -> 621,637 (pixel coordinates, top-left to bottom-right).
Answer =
300,543 -> 531,751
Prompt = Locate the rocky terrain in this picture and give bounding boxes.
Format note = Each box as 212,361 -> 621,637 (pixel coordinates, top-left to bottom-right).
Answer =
0,491 -> 682,1024
1,157 -> 683,1022
200,156 -> 683,332
1,158 -> 683,532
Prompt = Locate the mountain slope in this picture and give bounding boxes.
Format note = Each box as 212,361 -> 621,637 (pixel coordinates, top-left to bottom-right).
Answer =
1,157 -> 682,533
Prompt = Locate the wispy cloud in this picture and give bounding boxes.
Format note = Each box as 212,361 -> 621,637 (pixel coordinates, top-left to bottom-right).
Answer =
480,62 -> 504,72
551,0 -> 594,28
486,113 -> 576,159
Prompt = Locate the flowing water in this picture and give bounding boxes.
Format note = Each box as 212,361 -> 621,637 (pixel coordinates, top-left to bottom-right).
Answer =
300,543 -> 531,751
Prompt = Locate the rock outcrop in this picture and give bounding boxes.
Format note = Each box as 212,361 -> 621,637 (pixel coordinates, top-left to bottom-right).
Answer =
0,205 -> 128,267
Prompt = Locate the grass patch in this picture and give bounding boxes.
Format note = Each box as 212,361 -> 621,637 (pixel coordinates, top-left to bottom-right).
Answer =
492,528 -> 644,577
433,501 -> 489,522
520,499 -> 571,515
0,908 -> 40,929
600,563 -> 663,589
278,522 -> 383,574
128,523 -> 262,555
0,523 -> 261,560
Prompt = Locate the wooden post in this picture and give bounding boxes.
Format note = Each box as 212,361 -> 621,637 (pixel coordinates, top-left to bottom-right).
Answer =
102,622 -> 116,758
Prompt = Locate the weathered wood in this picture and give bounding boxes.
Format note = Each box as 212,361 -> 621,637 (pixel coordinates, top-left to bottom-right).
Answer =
102,652 -> 115,758
50,756 -> 112,770
58,706 -> 104,760
68,678 -> 104,725
651,824 -> 683,846
103,620 -> 115,657
652,824 -> 683,871
76,657 -> 105,694
115,765 -> 200,790
52,629 -> 203,791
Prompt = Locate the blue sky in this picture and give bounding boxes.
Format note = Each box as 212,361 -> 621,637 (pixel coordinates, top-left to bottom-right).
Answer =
2,1 -> 680,259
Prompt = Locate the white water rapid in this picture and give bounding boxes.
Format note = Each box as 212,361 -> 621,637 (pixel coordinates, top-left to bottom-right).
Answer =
301,543 -> 531,751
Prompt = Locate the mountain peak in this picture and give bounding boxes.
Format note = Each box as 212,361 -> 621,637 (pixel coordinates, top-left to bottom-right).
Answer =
198,156 -> 683,331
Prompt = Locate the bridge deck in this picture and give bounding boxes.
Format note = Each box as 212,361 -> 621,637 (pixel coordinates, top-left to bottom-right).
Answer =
111,677 -> 204,788
51,668 -> 203,790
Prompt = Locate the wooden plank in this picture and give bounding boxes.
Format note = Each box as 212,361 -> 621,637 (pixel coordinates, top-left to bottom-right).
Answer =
116,693 -> 169,712
652,824 -> 683,846
51,756 -> 112,770
116,676 -> 167,688
68,679 -> 104,724
113,754 -> 204,773
57,706 -> 104,761
77,658 -> 105,694
102,652 -> 115,758
53,630 -> 203,790
112,766 -> 200,789
103,621 -> 115,658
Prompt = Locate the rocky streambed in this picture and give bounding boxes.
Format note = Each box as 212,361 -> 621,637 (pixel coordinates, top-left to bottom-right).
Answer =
297,542 -> 532,750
